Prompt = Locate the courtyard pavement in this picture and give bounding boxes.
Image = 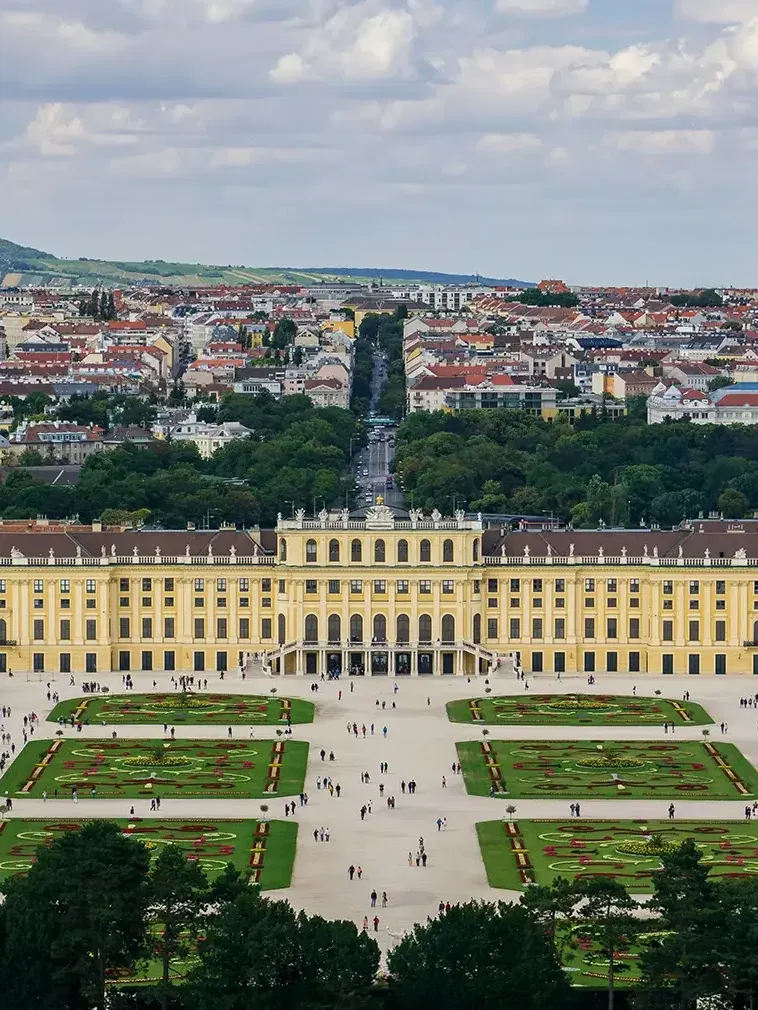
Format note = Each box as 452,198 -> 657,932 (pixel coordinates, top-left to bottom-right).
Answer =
1,669 -> 757,949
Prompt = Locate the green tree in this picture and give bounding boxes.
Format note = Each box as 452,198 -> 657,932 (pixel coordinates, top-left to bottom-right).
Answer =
713,877 -> 758,1010
707,375 -> 734,392
387,900 -> 573,1010
15,447 -> 45,466
718,487 -> 749,518
148,845 -> 209,1010
520,877 -> 577,963
574,879 -> 639,1010
184,888 -> 379,1010
271,318 -> 297,349
0,822 -> 150,1010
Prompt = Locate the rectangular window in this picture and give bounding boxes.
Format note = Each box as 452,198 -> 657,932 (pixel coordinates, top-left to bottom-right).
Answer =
374,581 -> 387,593
305,580 -> 317,594
606,651 -> 618,673
607,579 -> 617,593
195,578 -> 204,591
715,620 -> 726,642
689,599 -> 699,610
141,651 -> 153,671
629,618 -> 640,640
278,579 -> 285,594
262,598 -> 271,608
662,654 -> 674,675
630,598 -> 640,608
0,580 -> 6,593
60,598 -> 71,609
194,598 -> 205,608
689,654 -> 700,675
85,620 -> 97,641
419,581 -> 431,594
142,578 -> 152,592
239,578 -> 249,592
33,619 -> 44,641
59,619 -> 71,641
119,617 -> 130,638
473,580 -> 481,594
119,578 -> 129,592
510,579 -> 520,593
85,653 -> 97,674
216,651 -> 228,672
511,598 -> 520,608
32,652 -> 44,673
753,654 -> 758,675
716,599 -> 726,610
194,618 -> 205,639
194,651 -> 205,672
533,598 -> 543,609
630,579 -> 640,594
607,598 -> 617,608
328,579 -> 340,594
118,651 -> 130,672
488,579 -> 498,593
555,579 -> 565,593
584,652 -> 595,673
689,580 -> 700,594
397,580 -> 409,594
34,580 -> 44,593
217,578 -> 227,591
662,620 -> 674,642
532,618 -> 543,639
585,578 -> 595,592
607,618 -> 618,639
164,650 -> 175,672
584,617 -> 595,639
350,580 -> 363,593
86,579 -> 96,593
217,598 -> 227,608
261,579 -> 271,593
663,581 -> 673,595
239,597 -> 249,608
554,618 -> 566,639
442,580 -> 454,594
261,618 -> 272,639
716,581 -> 726,595
120,597 -> 129,608
663,599 -> 673,610
585,598 -> 595,609
59,579 -> 70,593
164,617 -> 175,638
688,620 -> 700,642
531,651 -> 543,673
164,578 -> 174,592
487,618 -> 498,639
488,598 -> 498,609
509,618 -> 521,639
217,618 -> 228,639
554,652 -> 566,673
555,597 -> 565,609
715,654 -> 727,675
239,618 -> 250,639
533,579 -> 543,593
629,651 -> 640,673
142,617 -> 153,639
59,653 -> 71,674
33,598 -> 44,610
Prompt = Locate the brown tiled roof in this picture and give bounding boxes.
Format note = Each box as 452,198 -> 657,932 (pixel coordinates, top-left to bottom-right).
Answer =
0,528 -> 273,559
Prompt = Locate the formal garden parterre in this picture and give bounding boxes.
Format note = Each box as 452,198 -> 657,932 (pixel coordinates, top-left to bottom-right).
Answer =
457,738 -> 758,799
0,738 -> 309,799
0,817 -> 297,888
447,693 -> 713,726
47,692 -> 315,726
477,819 -> 758,891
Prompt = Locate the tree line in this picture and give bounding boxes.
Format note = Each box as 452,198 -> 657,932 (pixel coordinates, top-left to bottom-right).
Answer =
1,826 -> 754,1010
394,408 -> 758,525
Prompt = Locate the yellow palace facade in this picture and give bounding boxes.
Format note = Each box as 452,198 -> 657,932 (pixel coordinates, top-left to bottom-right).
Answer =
1,512 -> 758,679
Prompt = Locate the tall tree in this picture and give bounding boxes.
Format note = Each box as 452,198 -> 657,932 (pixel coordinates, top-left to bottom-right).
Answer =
520,877 -> 577,963
574,878 -> 639,1010
387,900 -> 573,1010
148,844 -> 209,1010
0,822 -> 150,1010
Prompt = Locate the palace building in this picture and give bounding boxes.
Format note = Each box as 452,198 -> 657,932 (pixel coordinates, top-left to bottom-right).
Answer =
2,510 -> 758,678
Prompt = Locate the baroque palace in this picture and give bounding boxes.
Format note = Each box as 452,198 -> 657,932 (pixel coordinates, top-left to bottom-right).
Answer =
1,507 -> 758,678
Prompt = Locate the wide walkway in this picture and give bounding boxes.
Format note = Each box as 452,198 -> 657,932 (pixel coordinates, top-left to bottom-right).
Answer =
0,670 -> 755,949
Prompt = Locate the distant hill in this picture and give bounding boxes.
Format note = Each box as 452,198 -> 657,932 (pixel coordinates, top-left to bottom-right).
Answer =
0,237 -> 532,290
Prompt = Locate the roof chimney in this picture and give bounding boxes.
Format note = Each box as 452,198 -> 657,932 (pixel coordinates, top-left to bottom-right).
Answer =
92,519 -> 102,533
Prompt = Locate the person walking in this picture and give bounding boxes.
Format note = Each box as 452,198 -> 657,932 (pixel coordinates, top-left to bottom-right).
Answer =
370,890 -> 377,908
349,865 -> 355,880
382,891 -> 388,907
373,916 -> 380,932
668,803 -> 675,820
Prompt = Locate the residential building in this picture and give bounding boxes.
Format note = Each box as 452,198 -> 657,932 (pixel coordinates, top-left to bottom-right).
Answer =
152,412 -> 253,458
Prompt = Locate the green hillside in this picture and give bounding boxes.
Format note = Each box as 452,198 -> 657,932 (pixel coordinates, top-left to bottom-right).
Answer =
0,237 -> 529,290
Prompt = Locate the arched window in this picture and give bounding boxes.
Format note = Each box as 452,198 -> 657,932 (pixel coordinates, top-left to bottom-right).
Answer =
419,614 -> 432,643
305,539 -> 317,563
374,539 -> 386,563
327,614 -> 341,644
443,539 -> 454,563
329,539 -> 340,562
373,614 -> 387,642
396,614 -> 410,644
397,539 -> 409,563
441,614 -> 455,644
304,614 -> 318,643
472,538 -> 480,562
279,538 -> 287,562
351,538 -> 362,562
350,614 -> 363,643
277,614 -> 286,645
420,539 -> 431,562
473,613 -> 482,644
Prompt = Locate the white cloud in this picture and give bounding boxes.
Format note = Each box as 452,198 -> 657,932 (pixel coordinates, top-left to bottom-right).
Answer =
476,132 -> 542,151
495,0 -> 587,16
605,129 -> 716,154
676,1 -> 758,23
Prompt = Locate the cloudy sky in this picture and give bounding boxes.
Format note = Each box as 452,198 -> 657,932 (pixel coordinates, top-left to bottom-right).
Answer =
2,0 -> 758,286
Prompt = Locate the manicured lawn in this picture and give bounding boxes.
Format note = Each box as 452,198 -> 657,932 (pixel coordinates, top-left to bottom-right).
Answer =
0,738 -> 309,799
477,818 -> 758,891
48,693 -> 314,726
457,738 -> 758,799
447,694 -> 712,726
0,817 -> 297,889
559,921 -> 667,990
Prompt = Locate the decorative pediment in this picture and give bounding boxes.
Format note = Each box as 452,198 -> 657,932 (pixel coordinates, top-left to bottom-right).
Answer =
364,504 -> 395,529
